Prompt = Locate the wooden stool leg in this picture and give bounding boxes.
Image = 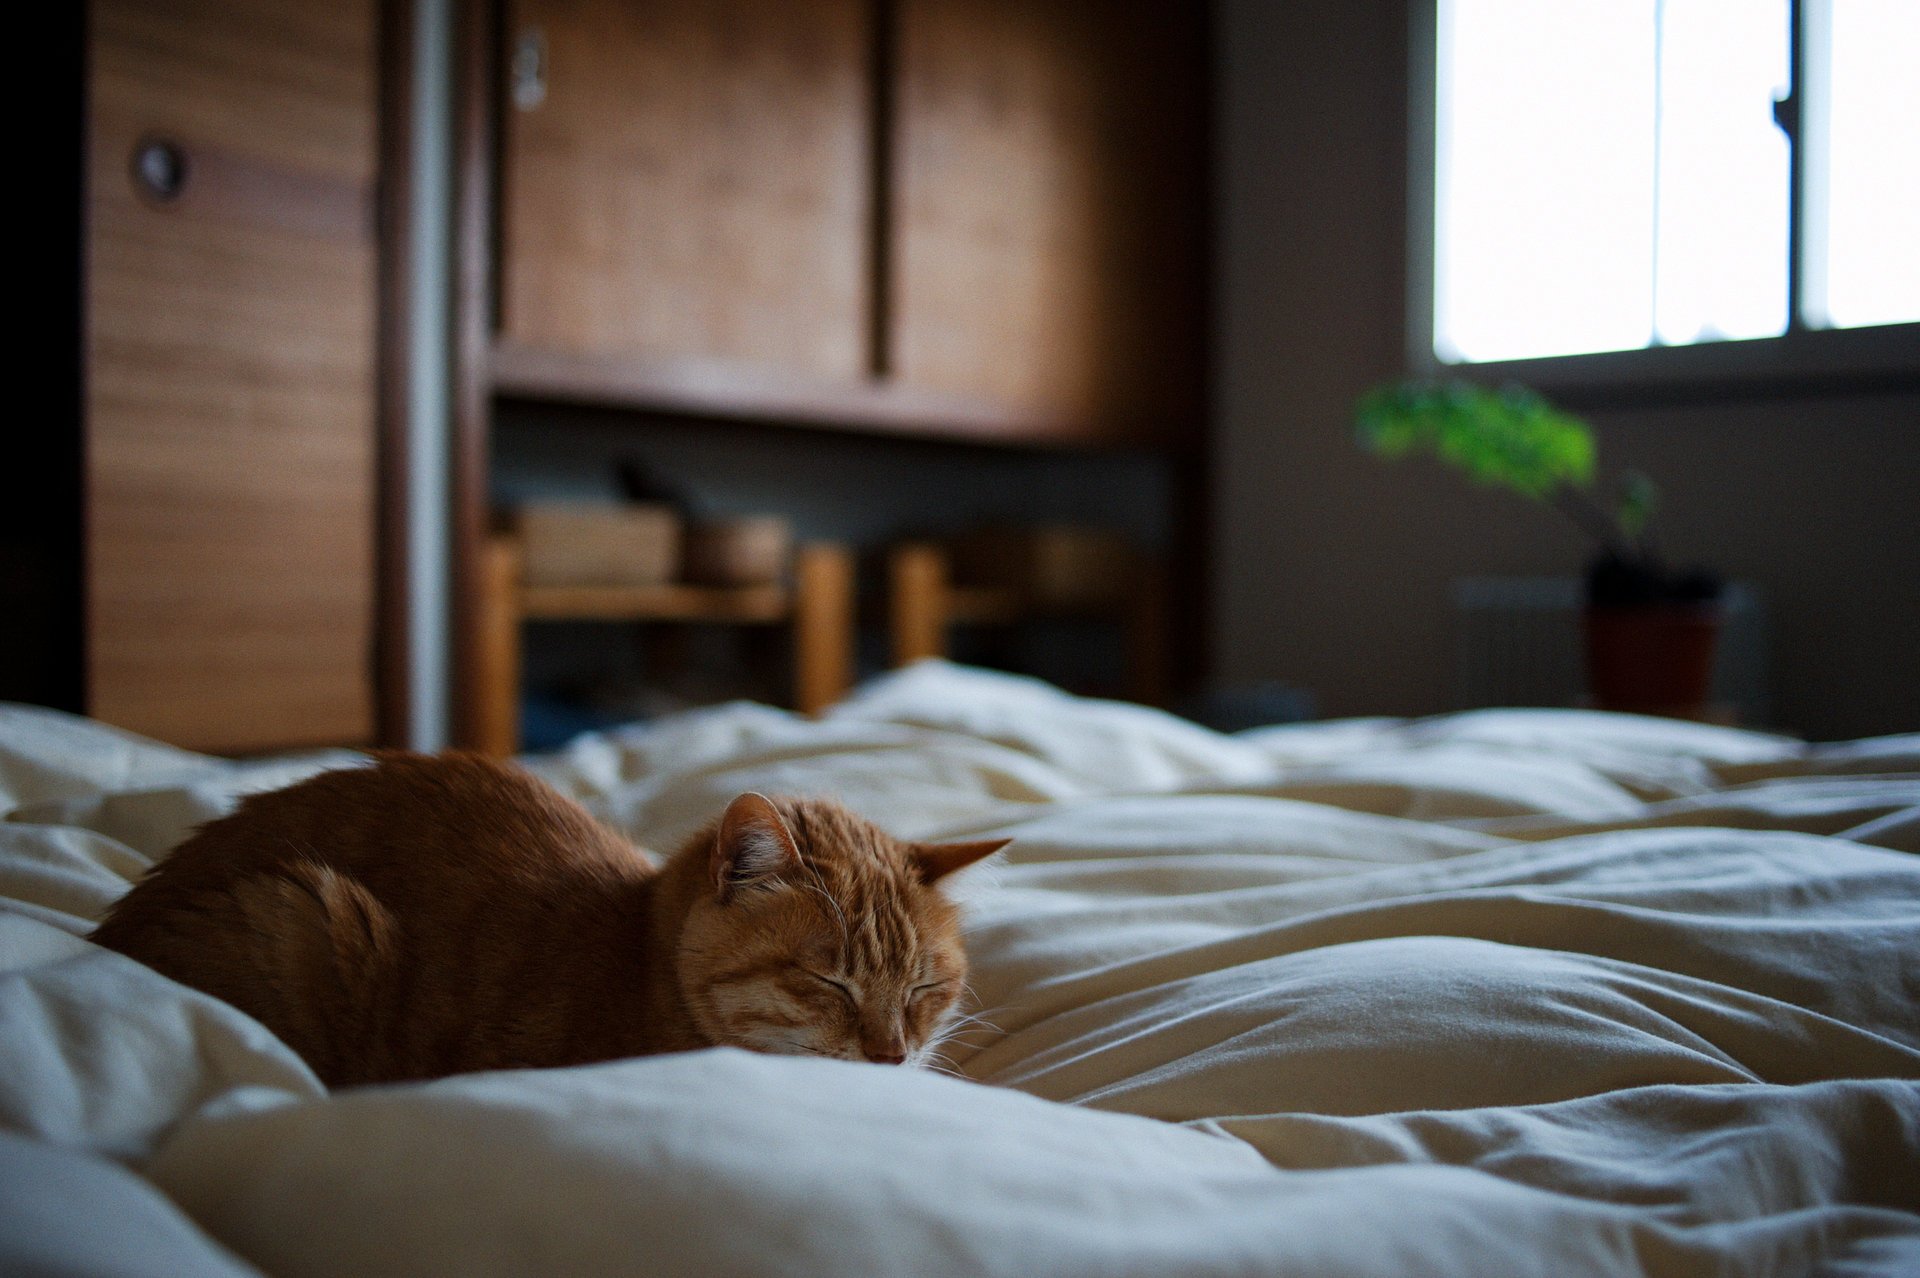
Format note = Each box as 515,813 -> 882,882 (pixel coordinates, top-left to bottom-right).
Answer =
476,536 -> 524,756
793,542 -> 854,715
889,542 -> 950,667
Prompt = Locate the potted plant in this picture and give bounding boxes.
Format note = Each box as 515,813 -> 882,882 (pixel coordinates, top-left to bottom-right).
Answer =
1354,379 -> 1724,717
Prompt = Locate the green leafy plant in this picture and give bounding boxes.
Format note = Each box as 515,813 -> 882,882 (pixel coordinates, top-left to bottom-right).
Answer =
1354,380 -> 1718,606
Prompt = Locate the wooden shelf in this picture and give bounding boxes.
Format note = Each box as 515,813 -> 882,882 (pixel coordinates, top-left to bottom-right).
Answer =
476,536 -> 856,755
519,582 -> 790,624
489,340 -> 1166,451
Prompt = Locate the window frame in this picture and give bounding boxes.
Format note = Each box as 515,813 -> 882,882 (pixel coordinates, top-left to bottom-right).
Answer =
1404,0 -> 1918,396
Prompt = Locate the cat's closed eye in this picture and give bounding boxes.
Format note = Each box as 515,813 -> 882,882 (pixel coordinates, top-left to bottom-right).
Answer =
804,971 -> 858,1003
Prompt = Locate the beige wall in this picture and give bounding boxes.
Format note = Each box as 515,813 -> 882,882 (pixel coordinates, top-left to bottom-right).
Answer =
1213,0 -> 1920,740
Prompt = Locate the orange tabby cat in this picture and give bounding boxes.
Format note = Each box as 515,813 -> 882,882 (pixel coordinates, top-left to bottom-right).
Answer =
89,753 -> 1006,1088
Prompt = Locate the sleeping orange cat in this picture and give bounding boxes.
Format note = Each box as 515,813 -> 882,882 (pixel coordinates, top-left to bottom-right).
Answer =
90,754 -> 1006,1088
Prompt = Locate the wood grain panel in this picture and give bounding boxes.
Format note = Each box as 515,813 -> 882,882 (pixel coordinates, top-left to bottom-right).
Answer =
892,0 -> 1206,440
501,0 -> 871,380
88,0 -> 379,752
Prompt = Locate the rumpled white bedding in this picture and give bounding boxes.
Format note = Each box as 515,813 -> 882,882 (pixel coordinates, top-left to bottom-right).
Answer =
2,661 -> 1916,1277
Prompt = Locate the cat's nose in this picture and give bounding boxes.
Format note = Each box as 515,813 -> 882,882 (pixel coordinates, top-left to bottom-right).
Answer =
866,1051 -> 906,1066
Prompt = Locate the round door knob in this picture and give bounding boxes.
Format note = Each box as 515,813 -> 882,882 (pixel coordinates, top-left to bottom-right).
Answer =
131,137 -> 188,202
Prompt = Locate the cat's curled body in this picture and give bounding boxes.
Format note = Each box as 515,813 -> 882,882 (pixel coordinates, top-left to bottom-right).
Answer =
89,753 -> 1006,1088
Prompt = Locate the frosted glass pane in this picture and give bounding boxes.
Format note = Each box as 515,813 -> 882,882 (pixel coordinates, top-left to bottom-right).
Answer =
1811,0 -> 1920,328
1434,0 -> 1656,363
1652,0 -> 1790,344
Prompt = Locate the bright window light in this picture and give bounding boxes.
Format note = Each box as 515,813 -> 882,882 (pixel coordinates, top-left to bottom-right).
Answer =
1431,0 -> 1918,365
1435,2 -> 1656,363
1807,0 -> 1920,329
1652,0 -> 1790,346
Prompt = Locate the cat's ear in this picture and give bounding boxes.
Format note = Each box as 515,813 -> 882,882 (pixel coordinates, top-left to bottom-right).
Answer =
712,792 -> 802,898
910,838 -> 1010,884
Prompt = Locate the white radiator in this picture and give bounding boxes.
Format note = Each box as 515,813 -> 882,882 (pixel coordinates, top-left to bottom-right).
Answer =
1451,577 -> 1769,723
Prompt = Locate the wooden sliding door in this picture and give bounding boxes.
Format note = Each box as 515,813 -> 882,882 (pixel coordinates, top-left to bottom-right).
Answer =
485,0 -> 1205,446
499,0 -> 873,381
87,0 -> 381,752
892,0 -> 1207,437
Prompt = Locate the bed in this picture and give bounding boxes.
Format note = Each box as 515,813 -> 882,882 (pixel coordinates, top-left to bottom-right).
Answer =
3,660 -> 1916,1276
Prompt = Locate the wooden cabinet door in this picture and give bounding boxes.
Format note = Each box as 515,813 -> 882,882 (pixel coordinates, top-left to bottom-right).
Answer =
87,0 -> 379,752
892,0 -> 1206,442
500,0 -> 872,382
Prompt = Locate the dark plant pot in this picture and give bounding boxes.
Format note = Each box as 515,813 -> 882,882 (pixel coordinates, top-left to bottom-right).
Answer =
1583,604 -> 1723,718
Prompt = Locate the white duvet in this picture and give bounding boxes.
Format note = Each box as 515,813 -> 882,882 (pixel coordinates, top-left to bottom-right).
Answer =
2,661 -> 1916,1276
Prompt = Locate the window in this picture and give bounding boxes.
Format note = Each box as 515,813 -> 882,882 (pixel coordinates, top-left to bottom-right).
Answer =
1418,0 -> 1918,375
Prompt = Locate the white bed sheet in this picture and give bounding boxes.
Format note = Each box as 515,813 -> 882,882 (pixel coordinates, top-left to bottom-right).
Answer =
2,662 -> 1917,1276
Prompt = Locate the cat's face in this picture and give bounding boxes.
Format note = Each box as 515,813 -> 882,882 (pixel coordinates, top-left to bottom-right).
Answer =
676,794 -> 1006,1067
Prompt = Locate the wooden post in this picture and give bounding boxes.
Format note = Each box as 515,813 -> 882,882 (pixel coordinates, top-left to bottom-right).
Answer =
888,541 -> 949,666
793,542 -> 855,715
474,535 -> 523,756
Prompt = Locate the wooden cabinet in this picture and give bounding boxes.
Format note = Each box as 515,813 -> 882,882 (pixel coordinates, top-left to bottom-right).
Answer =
448,0 -> 1211,742
892,0 -> 1206,437
486,0 -> 1205,447
86,0 -> 383,752
500,0 -> 873,380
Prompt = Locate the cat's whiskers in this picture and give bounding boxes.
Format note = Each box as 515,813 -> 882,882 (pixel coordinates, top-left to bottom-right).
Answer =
938,985 -> 1011,1041
943,1009 -> 1005,1033
924,1001 -> 1012,1076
